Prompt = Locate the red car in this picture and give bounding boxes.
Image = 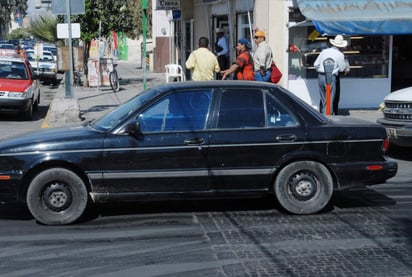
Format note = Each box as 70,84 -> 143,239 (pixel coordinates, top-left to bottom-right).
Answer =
0,54 -> 40,120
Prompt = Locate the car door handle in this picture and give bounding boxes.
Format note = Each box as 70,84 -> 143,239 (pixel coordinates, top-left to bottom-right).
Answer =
184,137 -> 205,145
275,134 -> 297,142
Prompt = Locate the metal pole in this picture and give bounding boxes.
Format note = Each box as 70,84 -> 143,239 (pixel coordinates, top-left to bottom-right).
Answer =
142,0 -> 148,89
65,0 -> 74,98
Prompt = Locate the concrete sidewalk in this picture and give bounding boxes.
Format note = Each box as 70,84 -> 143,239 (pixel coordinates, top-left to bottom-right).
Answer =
42,61 -> 383,128
42,61 -> 166,128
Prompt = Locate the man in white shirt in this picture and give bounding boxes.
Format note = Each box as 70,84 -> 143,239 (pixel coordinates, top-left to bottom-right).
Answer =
253,30 -> 273,82
314,35 -> 350,115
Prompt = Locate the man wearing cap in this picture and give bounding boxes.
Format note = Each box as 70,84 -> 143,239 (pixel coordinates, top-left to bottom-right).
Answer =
253,30 -> 273,82
185,36 -> 220,81
314,35 -> 350,115
221,38 -> 254,81
215,28 -> 229,77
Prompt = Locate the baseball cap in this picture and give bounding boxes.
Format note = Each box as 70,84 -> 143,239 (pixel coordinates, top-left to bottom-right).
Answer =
238,38 -> 251,49
255,30 -> 265,38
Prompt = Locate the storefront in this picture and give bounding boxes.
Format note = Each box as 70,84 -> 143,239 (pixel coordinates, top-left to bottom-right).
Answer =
289,0 -> 412,109
152,0 -> 412,109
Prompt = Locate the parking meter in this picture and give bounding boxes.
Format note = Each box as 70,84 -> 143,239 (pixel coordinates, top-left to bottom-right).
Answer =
323,58 -> 335,115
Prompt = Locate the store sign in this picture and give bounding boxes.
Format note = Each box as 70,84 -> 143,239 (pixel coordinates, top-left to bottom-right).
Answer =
156,0 -> 180,10
201,0 -> 221,4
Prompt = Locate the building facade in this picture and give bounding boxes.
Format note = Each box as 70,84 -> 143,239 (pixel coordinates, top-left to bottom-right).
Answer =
151,0 -> 412,109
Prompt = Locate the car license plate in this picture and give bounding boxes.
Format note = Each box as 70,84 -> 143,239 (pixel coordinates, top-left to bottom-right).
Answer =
387,128 -> 397,138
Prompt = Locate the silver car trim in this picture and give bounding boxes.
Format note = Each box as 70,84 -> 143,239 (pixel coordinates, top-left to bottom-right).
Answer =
87,168 -> 274,180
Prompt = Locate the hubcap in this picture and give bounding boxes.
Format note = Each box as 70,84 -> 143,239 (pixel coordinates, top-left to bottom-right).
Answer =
42,182 -> 72,212
289,171 -> 318,201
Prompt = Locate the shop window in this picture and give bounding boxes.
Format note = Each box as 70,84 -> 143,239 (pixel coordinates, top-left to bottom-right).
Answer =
288,25 -> 390,80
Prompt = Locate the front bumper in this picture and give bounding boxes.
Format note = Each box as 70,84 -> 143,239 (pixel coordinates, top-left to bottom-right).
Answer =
377,118 -> 412,147
0,98 -> 32,114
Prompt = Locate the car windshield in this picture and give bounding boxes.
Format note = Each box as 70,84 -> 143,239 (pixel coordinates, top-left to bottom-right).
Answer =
0,60 -> 28,80
26,51 -> 54,62
44,47 -> 56,56
92,87 -> 164,131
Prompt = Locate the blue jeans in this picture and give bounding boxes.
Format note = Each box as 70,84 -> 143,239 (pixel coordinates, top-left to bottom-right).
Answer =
254,70 -> 271,82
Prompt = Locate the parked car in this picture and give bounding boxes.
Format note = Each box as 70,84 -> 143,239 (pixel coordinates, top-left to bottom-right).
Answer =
25,49 -> 58,85
0,54 -> 40,120
43,44 -> 57,62
0,81 -> 397,225
377,86 -> 412,147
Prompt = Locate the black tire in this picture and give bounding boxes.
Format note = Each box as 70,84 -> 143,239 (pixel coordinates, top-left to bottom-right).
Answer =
33,95 -> 40,112
22,99 -> 33,121
109,70 -> 120,92
26,168 -> 88,225
274,161 -> 333,215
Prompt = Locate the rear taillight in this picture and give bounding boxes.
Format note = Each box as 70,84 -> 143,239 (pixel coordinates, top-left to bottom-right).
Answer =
383,138 -> 390,153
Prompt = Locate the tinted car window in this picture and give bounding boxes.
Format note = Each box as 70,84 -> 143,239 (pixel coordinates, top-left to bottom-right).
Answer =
139,90 -> 212,132
266,93 -> 298,127
217,89 -> 265,129
217,88 -> 298,129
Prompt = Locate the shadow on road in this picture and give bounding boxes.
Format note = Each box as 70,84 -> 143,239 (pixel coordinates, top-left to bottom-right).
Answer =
0,190 -> 397,224
331,187 -> 396,209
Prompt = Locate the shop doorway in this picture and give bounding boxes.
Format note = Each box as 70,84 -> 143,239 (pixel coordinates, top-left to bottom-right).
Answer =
392,35 -> 412,91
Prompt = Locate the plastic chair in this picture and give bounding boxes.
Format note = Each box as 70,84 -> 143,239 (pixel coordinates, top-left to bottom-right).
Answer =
165,64 -> 185,83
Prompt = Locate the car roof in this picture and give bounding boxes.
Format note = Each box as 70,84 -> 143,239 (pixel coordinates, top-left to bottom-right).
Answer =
160,80 -> 279,90
0,55 -> 26,62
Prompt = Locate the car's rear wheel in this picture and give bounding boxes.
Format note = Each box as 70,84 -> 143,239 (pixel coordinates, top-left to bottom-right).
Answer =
26,168 -> 88,225
274,161 -> 333,214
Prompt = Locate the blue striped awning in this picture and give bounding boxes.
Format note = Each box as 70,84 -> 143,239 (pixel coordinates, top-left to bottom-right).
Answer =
296,0 -> 412,35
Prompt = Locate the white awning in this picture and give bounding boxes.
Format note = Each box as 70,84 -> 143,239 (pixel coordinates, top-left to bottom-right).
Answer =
296,0 -> 412,35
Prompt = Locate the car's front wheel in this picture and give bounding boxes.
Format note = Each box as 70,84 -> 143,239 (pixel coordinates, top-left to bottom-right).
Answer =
26,168 -> 88,225
274,161 -> 333,214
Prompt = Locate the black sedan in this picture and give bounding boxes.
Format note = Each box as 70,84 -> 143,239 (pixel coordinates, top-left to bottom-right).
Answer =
0,81 -> 397,225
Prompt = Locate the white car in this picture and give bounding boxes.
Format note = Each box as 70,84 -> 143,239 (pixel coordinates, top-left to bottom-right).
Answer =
25,49 -> 58,85
377,87 -> 412,147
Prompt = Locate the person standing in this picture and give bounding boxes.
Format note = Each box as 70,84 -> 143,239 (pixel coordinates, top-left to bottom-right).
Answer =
314,35 -> 350,115
185,37 -> 220,81
253,30 -> 273,82
221,38 -> 254,81
215,28 -> 229,78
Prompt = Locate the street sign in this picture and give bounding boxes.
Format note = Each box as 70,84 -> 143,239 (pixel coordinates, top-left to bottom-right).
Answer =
57,23 -> 81,39
156,0 -> 180,10
51,0 -> 85,15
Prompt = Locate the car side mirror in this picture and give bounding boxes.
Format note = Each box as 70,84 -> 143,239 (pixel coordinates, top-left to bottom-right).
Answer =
125,120 -> 141,138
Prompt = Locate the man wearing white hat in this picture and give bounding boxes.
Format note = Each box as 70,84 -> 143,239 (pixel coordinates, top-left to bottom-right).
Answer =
314,35 -> 350,115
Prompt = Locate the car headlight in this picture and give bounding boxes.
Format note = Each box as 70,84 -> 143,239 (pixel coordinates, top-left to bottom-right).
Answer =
8,87 -> 33,99
8,92 -> 26,98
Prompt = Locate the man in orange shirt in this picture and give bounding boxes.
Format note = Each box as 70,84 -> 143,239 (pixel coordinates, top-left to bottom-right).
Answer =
221,38 -> 254,80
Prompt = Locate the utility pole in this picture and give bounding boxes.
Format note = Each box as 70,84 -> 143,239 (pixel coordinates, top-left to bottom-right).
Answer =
65,0 -> 74,98
142,0 -> 148,90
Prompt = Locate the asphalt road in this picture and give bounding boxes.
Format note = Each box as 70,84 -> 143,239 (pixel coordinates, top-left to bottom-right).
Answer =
0,82 -> 411,276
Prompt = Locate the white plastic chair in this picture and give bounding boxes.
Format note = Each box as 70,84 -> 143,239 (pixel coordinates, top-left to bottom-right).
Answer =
165,64 -> 185,83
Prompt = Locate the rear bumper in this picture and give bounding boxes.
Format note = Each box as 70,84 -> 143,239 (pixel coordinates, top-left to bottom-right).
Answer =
330,158 -> 398,189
